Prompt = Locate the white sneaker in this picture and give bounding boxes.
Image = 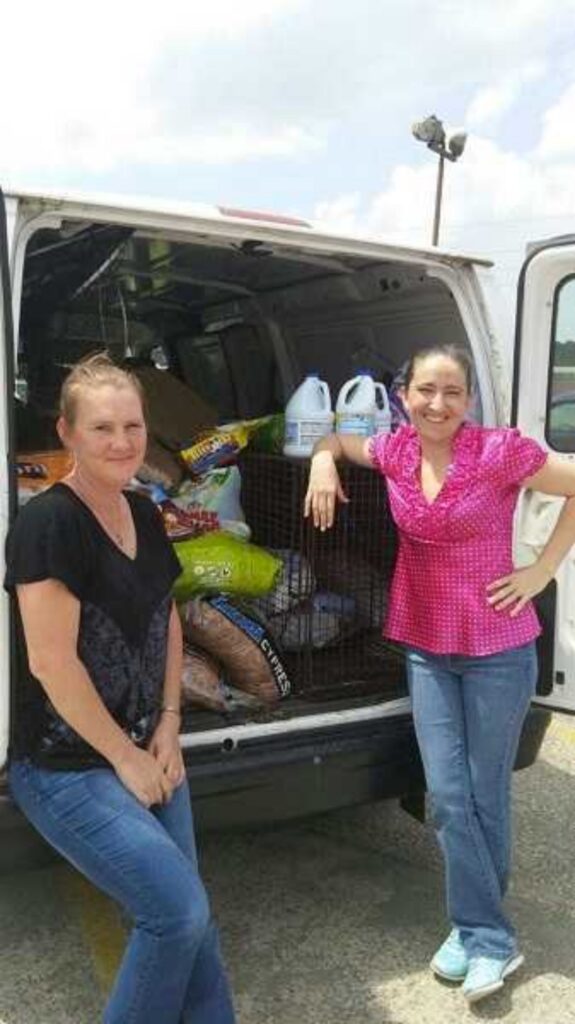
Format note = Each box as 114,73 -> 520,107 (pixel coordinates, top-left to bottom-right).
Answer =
462,952 -> 525,1003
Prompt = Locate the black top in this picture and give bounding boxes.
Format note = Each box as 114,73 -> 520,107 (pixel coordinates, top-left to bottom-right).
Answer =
4,484 -> 182,769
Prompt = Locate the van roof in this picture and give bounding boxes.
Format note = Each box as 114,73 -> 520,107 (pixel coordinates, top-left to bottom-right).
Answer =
3,184 -> 493,268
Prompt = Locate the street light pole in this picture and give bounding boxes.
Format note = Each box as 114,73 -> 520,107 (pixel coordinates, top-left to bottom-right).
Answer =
432,151 -> 445,248
411,115 -> 467,247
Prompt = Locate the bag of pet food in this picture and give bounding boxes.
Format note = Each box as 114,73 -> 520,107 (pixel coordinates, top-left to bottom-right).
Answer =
247,413 -> 285,454
160,499 -> 220,541
254,549 -> 315,617
179,417 -> 270,477
173,466 -> 250,540
173,532 -> 281,603
314,553 -> 388,627
267,606 -> 343,651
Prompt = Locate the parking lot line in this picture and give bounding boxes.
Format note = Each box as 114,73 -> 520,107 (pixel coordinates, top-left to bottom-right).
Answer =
547,717 -> 575,745
58,866 -> 125,993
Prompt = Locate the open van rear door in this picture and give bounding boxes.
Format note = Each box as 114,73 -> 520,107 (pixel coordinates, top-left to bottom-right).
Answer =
513,236 -> 575,714
0,188 -> 16,767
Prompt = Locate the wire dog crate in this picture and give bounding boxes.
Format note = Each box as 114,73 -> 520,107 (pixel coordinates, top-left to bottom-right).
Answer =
239,452 -> 405,701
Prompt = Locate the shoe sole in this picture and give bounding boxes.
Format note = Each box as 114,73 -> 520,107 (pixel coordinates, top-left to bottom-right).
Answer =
464,953 -> 525,1004
430,960 -> 467,983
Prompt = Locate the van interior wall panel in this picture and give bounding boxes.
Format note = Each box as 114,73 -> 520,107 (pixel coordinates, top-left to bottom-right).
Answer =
17,225 -> 473,424
281,288 -> 471,395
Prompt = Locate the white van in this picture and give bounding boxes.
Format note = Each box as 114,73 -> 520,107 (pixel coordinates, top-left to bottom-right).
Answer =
1,187 -> 573,863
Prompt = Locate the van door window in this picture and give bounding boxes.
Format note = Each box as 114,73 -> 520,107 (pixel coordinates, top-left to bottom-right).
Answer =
547,275 -> 575,452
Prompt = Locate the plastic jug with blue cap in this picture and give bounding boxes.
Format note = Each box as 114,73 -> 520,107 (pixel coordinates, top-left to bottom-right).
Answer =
374,381 -> 392,435
283,374 -> 334,458
336,371 -> 376,436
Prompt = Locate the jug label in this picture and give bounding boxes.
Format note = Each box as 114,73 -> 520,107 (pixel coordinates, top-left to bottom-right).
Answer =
304,420 -> 332,441
285,417 -> 333,454
285,420 -> 299,444
336,413 -> 374,436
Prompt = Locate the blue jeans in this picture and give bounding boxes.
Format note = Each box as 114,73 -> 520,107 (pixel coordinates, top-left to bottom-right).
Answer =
406,641 -> 537,960
8,760 -> 236,1024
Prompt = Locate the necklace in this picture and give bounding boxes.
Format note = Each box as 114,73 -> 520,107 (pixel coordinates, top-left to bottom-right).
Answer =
105,513 -> 127,548
91,499 -> 130,550
65,479 -> 131,550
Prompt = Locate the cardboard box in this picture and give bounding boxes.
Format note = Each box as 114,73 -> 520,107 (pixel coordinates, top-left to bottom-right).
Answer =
133,366 -> 217,450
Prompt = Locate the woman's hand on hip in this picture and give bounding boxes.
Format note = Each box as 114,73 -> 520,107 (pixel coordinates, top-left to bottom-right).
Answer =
486,562 -> 554,616
148,714 -> 186,788
304,452 -> 349,530
113,745 -> 175,807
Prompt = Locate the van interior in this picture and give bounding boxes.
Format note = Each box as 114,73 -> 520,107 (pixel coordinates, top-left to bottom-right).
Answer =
13,220 -> 478,737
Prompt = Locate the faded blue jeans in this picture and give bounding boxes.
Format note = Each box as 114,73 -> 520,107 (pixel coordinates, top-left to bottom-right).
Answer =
9,760 -> 236,1024
406,641 -> 537,960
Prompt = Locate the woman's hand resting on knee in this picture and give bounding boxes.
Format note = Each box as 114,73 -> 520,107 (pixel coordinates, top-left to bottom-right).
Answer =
113,745 -> 175,807
148,713 -> 186,788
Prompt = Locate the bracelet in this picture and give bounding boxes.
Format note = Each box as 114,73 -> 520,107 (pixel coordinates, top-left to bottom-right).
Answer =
161,704 -> 181,717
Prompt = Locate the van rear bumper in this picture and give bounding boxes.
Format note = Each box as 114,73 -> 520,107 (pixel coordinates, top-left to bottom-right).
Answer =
185,712 -> 424,830
0,704 -> 551,867
183,703 -> 551,830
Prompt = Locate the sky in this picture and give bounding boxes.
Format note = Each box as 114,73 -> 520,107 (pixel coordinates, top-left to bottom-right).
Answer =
3,0 -> 575,342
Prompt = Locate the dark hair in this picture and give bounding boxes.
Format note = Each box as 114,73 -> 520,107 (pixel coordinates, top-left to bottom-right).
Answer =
403,344 -> 474,393
59,352 -> 146,425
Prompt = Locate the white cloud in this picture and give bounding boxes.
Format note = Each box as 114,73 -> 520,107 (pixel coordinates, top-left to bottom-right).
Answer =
537,82 -> 575,158
465,62 -> 545,128
466,85 -> 518,128
437,0 -> 571,38
315,78 -> 575,250
314,140 -> 575,274
314,194 -> 362,234
2,0 -> 574,180
313,88 -> 575,343
0,121 -> 320,176
0,0 -> 309,176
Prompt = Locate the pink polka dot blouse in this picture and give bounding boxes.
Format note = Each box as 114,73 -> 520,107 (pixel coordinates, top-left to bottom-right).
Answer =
369,422 -> 548,656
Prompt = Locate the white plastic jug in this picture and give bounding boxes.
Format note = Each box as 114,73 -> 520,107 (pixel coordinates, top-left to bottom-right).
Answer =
283,374 -> 334,458
336,372 -> 376,436
374,381 -> 392,435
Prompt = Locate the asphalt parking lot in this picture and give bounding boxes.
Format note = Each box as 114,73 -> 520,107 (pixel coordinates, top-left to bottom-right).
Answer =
0,713 -> 574,1024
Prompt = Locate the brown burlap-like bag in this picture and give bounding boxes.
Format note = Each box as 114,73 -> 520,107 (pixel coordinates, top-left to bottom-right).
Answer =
181,597 -> 291,704
181,644 -> 227,712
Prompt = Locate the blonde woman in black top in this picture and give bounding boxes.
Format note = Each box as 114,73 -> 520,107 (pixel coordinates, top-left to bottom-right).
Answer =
5,354 -> 235,1024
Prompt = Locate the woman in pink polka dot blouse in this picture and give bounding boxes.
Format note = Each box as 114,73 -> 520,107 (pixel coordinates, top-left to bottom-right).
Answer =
305,344 -> 575,1004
